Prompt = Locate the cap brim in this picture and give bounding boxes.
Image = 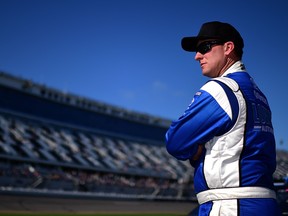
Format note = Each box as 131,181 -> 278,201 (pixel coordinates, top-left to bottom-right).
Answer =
181,37 -> 198,52
181,36 -> 220,52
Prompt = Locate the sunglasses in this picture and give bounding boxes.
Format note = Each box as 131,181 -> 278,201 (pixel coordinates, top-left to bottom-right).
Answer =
196,40 -> 224,54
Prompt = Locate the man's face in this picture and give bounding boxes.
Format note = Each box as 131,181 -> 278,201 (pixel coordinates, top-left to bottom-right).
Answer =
194,40 -> 227,78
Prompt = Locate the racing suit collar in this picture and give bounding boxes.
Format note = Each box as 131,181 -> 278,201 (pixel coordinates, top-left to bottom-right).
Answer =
221,61 -> 246,77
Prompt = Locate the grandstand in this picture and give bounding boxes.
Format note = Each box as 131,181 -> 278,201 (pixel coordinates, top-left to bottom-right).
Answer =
0,71 -> 287,214
0,71 -> 195,202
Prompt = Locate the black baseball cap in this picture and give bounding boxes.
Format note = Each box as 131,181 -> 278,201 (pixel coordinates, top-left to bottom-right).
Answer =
181,21 -> 244,52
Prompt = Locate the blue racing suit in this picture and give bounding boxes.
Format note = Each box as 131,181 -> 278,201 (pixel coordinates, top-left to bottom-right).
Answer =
166,61 -> 280,215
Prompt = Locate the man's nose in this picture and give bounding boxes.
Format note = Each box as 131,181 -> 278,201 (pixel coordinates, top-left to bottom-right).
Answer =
194,52 -> 202,61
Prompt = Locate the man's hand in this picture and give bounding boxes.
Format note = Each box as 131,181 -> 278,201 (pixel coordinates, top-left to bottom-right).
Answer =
192,145 -> 204,161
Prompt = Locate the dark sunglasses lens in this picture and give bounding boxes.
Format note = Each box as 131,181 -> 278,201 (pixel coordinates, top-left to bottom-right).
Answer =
197,43 -> 211,54
196,41 -> 222,54
197,43 -> 210,54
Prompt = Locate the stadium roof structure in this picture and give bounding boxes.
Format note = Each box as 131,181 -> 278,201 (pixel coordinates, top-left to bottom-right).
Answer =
0,71 -> 171,128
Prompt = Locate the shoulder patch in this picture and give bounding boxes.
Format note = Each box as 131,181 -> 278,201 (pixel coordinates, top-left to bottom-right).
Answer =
195,91 -> 202,96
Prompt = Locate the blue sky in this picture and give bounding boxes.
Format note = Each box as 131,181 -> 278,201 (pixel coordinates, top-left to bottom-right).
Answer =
0,0 -> 288,151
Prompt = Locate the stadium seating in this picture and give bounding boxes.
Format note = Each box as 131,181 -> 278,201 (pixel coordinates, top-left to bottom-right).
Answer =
0,112 -> 195,200
1,111 -> 287,200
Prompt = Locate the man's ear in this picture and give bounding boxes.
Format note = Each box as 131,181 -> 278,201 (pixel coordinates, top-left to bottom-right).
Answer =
224,41 -> 235,55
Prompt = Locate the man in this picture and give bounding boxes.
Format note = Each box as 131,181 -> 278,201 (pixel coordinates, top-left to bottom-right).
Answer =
165,21 -> 280,215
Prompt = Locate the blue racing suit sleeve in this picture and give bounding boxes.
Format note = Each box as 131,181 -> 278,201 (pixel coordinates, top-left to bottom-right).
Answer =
165,81 -> 238,161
